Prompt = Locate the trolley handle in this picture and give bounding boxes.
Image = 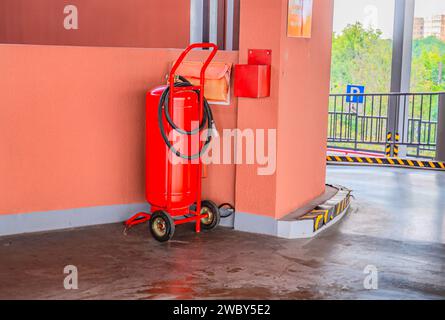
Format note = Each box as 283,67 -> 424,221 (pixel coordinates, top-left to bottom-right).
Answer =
169,43 -> 218,92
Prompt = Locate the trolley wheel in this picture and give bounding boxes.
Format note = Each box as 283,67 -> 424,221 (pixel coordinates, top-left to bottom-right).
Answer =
199,200 -> 221,230
149,211 -> 175,242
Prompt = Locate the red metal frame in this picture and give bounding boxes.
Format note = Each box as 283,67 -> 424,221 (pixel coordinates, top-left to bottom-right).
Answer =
124,43 -> 218,234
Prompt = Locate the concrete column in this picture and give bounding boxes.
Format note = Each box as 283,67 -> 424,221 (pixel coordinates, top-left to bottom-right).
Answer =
436,94 -> 445,161
190,0 -> 210,43
209,0 -> 225,48
190,0 -> 204,44
388,0 -> 415,157
225,0 -> 240,50
191,0 -> 225,47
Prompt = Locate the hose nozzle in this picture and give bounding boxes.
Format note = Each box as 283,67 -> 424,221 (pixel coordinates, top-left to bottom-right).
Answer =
211,122 -> 219,138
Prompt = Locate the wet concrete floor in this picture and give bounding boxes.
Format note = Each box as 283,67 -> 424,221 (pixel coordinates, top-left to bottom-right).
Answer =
0,166 -> 444,299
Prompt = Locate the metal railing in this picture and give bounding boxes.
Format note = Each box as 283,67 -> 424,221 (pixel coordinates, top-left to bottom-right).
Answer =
328,92 -> 445,159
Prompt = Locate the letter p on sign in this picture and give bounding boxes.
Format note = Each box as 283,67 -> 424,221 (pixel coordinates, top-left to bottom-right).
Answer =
346,85 -> 365,104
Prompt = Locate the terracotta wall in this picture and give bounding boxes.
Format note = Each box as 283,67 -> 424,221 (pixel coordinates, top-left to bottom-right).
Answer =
236,0 -> 334,219
235,0 -> 281,216
0,44 -> 237,215
0,0 -> 190,48
0,0 -> 334,220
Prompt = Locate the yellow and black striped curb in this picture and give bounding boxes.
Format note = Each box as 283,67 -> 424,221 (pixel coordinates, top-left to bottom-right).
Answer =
298,187 -> 352,233
327,156 -> 445,170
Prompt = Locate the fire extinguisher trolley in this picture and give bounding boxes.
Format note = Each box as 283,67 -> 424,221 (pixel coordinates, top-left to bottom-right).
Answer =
124,43 -> 221,242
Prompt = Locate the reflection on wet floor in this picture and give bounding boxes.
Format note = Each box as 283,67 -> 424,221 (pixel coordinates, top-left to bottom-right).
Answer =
0,166 -> 444,300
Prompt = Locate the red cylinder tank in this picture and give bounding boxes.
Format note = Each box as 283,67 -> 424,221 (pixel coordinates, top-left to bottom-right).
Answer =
145,85 -> 201,215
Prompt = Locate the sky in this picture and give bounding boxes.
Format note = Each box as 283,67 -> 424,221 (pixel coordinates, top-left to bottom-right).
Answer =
333,0 -> 445,39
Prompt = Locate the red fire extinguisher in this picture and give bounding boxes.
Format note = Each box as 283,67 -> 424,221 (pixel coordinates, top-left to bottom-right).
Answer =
124,43 -> 221,242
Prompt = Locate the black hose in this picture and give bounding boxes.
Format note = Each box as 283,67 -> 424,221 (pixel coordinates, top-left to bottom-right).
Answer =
157,75 -> 235,221
218,203 -> 235,218
158,76 -> 215,160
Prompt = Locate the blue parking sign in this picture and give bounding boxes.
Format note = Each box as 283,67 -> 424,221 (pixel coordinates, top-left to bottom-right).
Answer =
346,85 -> 365,104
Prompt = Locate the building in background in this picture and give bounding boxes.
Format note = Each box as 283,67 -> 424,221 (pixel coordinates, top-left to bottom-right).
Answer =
413,17 -> 424,39
414,14 -> 445,41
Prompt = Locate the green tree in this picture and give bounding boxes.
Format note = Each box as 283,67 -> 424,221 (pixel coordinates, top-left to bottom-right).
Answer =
331,23 -> 445,93
411,37 -> 445,92
330,22 -> 392,93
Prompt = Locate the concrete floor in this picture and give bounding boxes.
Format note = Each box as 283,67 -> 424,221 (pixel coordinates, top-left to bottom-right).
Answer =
0,166 -> 444,300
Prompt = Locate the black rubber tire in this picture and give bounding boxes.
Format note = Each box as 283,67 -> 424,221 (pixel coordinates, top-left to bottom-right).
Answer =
149,211 -> 175,242
199,200 -> 221,231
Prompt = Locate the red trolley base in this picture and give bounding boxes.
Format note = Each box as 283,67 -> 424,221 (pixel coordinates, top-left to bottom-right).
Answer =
123,211 -> 208,231
123,200 -> 221,242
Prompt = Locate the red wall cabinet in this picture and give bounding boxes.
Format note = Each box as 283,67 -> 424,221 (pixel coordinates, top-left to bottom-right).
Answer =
234,49 -> 272,98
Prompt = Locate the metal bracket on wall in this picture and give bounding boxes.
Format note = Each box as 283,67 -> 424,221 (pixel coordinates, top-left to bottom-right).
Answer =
248,49 -> 272,66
